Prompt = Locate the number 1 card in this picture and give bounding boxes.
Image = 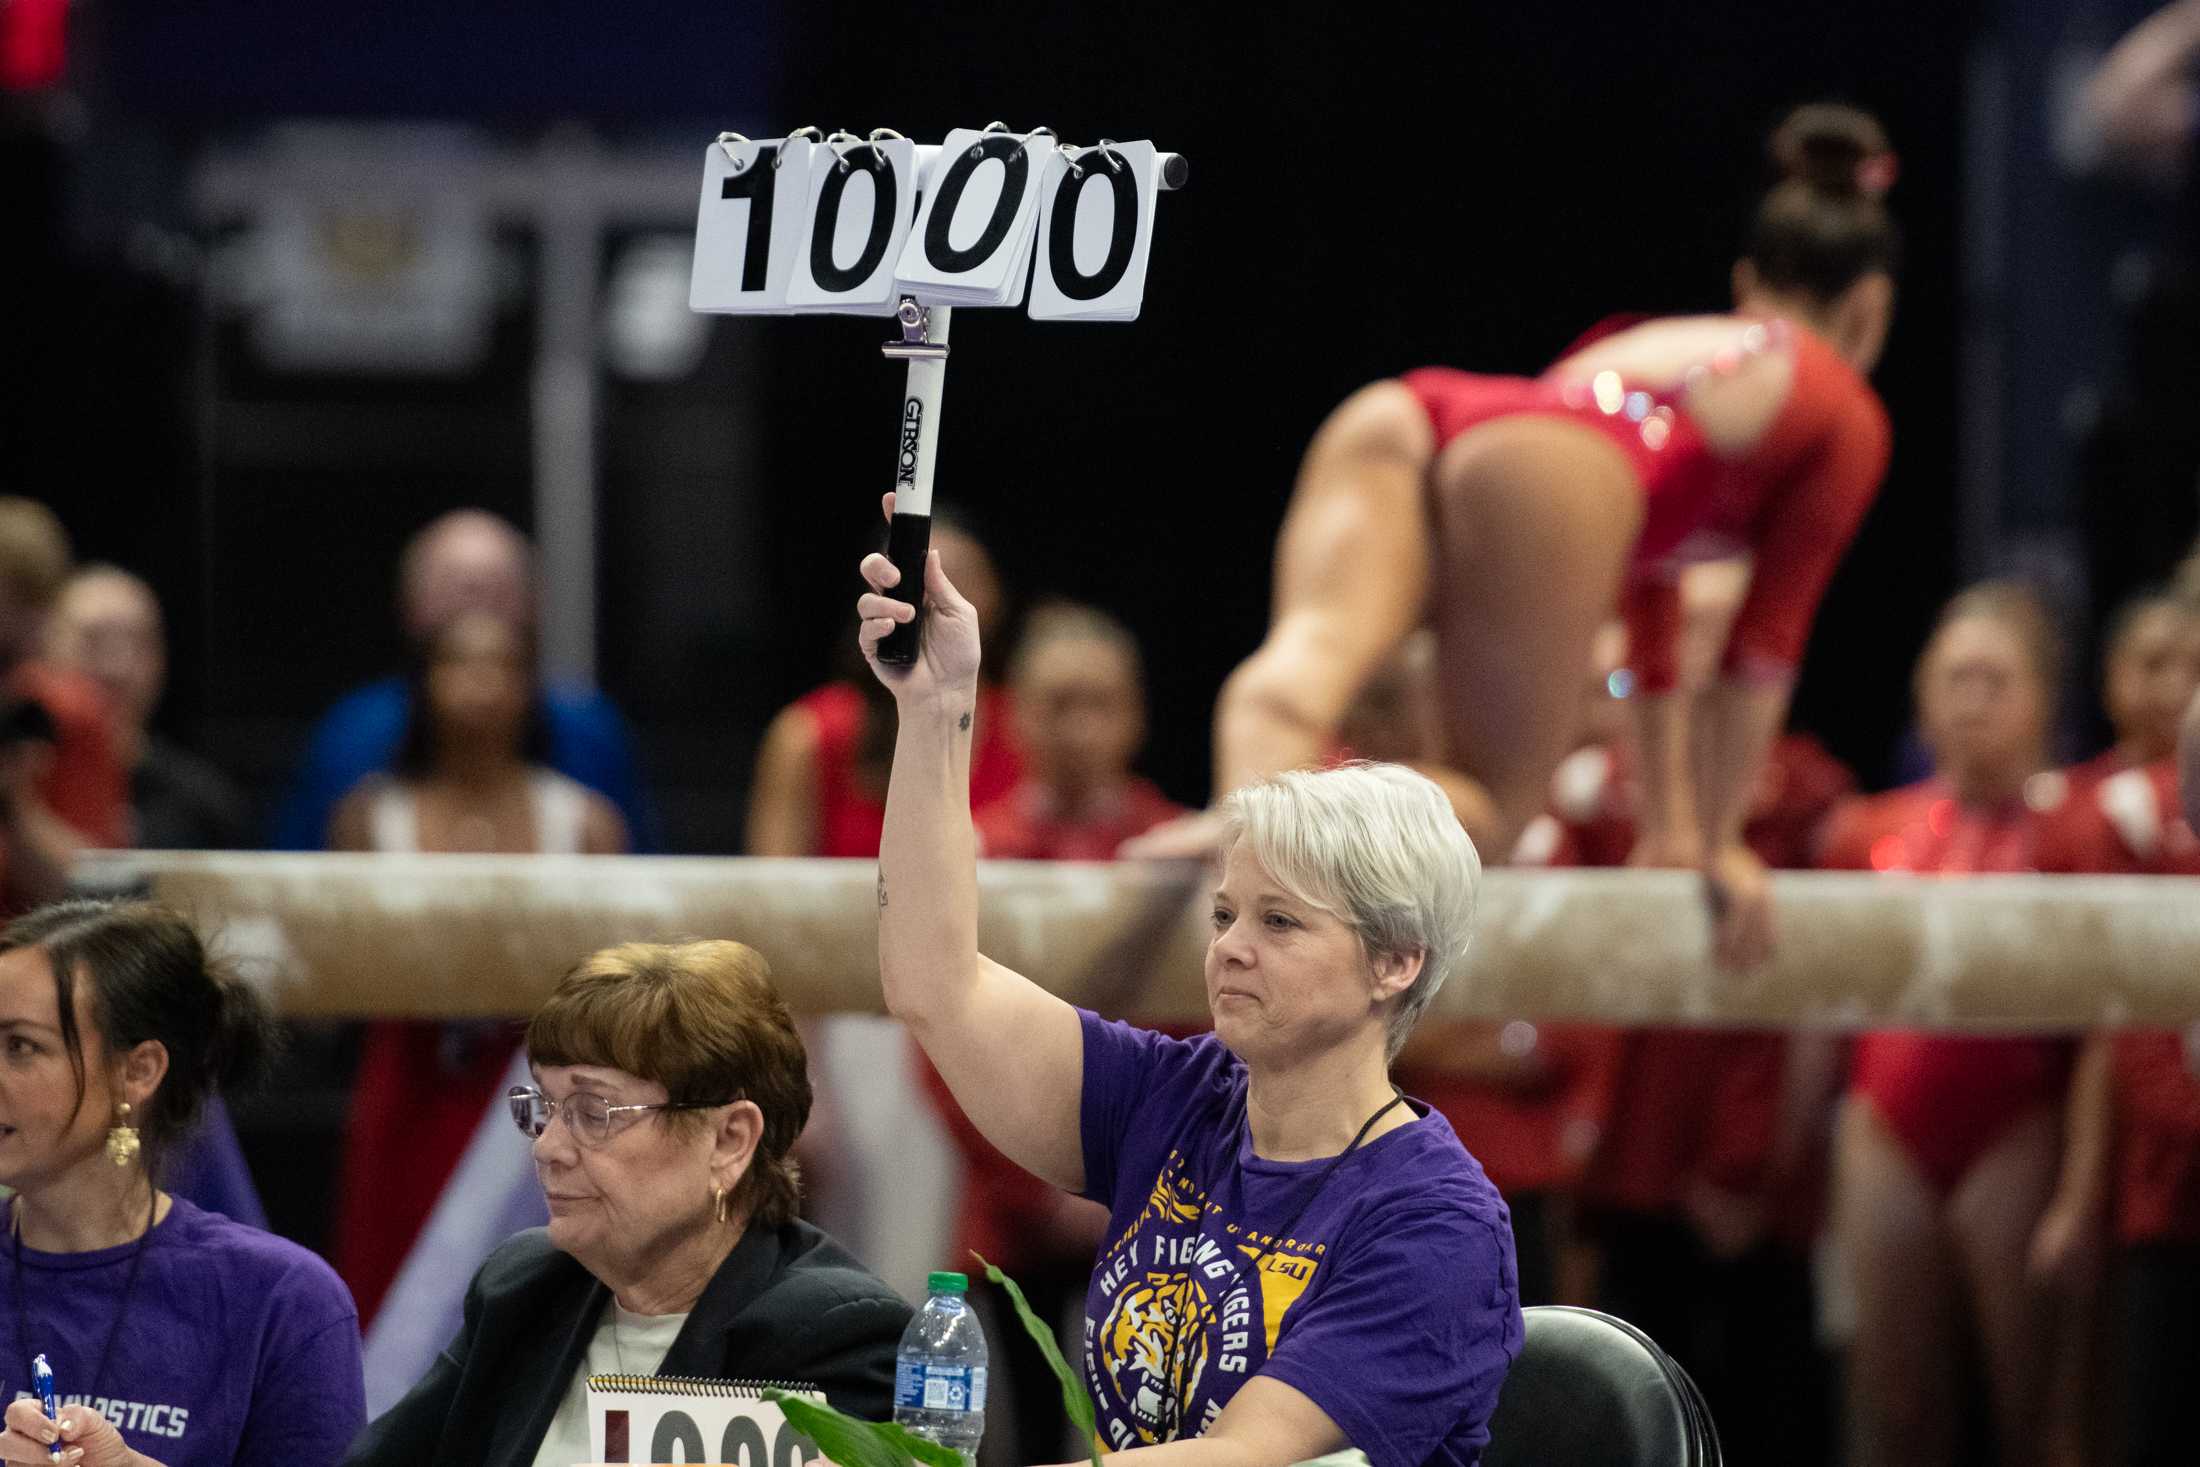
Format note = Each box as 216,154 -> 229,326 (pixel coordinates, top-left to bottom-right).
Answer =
691,136 -> 819,314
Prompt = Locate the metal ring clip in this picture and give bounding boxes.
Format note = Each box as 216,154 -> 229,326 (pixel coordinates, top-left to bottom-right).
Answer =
1057,141 -> 1086,179
1097,139 -> 1125,174
775,125 -> 823,168
715,131 -> 754,169
866,127 -> 906,169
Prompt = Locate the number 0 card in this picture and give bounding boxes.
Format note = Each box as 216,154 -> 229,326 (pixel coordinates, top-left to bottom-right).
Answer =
1028,140 -> 1160,322
784,137 -> 919,314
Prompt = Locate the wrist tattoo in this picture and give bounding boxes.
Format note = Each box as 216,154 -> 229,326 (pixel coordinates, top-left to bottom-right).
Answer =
958,710 -> 972,733
876,870 -> 888,909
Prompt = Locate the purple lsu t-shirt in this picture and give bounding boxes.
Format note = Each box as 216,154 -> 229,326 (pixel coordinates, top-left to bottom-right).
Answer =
1078,1012 -> 1523,1467
0,1197 -> 364,1466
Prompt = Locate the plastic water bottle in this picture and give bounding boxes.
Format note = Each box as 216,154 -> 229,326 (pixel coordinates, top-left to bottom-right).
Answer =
894,1270 -> 988,1461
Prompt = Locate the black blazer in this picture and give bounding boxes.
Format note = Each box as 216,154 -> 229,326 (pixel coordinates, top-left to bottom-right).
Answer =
343,1220 -> 912,1467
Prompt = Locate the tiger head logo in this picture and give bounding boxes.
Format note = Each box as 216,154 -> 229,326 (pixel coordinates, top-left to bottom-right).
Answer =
1096,1271 -> 1214,1443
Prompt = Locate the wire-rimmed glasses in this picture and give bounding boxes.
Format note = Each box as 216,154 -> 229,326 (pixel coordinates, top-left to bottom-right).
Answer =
507,1085 -> 730,1147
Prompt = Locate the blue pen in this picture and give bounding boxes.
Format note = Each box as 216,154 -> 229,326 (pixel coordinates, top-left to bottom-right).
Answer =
30,1353 -> 60,1459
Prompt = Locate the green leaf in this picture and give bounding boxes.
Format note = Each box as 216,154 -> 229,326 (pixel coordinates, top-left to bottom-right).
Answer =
763,1390 -> 965,1467
971,1251 -> 1102,1467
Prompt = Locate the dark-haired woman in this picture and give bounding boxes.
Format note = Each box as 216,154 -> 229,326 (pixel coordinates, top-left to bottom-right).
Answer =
1125,104 -> 1899,967
0,901 -> 364,1466
330,612 -> 627,860
329,612 -> 627,1326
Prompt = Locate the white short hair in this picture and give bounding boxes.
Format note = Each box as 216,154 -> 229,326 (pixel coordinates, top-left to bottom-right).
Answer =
1216,761 -> 1481,1060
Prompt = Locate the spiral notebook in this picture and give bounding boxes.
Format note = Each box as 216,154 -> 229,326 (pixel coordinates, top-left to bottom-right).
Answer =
581,1374 -> 827,1466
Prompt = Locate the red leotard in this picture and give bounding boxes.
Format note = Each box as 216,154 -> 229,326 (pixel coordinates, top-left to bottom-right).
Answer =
334,1021 -> 518,1325
2061,746 -> 2137,805
7,662 -> 128,851
2051,758 -> 2200,877
1819,780 -> 2080,1194
2040,756 -> 2200,1244
1402,320 -> 1891,696
1541,735 -> 1854,1241
796,681 -> 1025,857
974,777 -> 1184,860
2109,1029 -> 2200,1246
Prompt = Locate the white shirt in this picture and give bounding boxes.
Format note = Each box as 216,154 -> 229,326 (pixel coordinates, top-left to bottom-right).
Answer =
530,1300 -> 691,1467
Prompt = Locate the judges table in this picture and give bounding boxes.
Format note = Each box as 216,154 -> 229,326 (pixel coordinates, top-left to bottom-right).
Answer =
72,851 -> 2200,1028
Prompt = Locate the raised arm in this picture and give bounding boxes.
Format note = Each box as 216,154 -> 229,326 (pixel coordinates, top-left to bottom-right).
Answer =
0,748 -> 80,911
857,497 -> 1087,1193
1624,560 -> 1751,866
2085,0 -> 2200,183
1688,384 -> 1889,965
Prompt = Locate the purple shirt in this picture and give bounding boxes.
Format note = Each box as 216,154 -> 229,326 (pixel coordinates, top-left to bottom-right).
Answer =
0,1197 -> 364,1466
1078,1013 -> 1522,1467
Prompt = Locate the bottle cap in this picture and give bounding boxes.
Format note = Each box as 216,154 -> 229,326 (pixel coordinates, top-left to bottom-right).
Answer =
928,1270 -> 969,1294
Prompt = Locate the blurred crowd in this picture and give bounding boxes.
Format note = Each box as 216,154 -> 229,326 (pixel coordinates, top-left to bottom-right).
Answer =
0,481 -> 2196,1465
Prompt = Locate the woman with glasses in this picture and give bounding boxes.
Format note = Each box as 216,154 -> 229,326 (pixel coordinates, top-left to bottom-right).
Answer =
344,941 -> 909,1467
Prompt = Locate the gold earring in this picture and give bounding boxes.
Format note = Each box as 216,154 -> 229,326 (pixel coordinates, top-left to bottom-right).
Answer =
106,1102 -> 140,1169
712,1185 -> 729,1225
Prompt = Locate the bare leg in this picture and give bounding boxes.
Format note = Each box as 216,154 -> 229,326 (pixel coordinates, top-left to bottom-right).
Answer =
1946,1105 -> 2063,1467
1128,381 -> 1444,859
1210,382 -> 1438,797
1426,417 -> 1643,853
1834,1095 -> 1964,1467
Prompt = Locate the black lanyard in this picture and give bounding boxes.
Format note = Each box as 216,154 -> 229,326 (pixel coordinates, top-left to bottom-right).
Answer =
1158,1089 -> 1409,1440
11,1191 -> 156,1414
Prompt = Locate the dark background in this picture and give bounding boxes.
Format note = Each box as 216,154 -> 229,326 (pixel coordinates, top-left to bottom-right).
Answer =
0,0 -> 2020,845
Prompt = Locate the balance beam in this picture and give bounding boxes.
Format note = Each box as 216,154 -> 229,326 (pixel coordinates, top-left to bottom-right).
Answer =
70,852 -> 2200,1029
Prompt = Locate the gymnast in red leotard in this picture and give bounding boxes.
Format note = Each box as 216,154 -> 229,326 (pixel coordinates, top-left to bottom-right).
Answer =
1125,103 -> 1898,969
1818,582 -> 2091,1467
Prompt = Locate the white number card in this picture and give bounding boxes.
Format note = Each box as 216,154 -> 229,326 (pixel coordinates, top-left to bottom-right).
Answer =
689,128 -> 1171,322
1028,140 -> 1160,322
690,136 -> 818,314
585,1376 -> 824,1467
892,127 -> 1050,306
784,137 -> 919,314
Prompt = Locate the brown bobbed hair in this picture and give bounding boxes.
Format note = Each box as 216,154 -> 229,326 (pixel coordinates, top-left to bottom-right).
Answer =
527,940 -> 811,1228
1746,103 -> 1901,302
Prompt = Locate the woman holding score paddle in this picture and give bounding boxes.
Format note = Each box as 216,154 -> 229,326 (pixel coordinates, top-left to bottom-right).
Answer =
858,498 -> 1522,1467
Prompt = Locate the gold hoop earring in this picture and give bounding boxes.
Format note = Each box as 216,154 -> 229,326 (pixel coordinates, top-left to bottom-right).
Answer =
712,1185 -> 729,1225
106,1102 -> 140,1169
